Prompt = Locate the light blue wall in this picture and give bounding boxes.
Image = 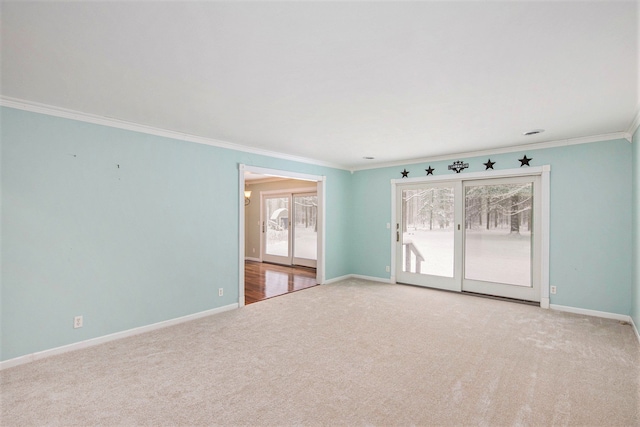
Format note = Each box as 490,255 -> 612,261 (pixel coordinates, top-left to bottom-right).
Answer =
1,106 -> 635,362
632,128 -> 640,330
0,107 -> 351,361
351,139 -> 633,315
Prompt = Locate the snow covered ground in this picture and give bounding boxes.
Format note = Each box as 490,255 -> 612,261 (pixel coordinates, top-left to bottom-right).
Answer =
268,223 -> 530,286
266,226 -> 317,260
403,227 -> 531,286
403,229 -> 454,277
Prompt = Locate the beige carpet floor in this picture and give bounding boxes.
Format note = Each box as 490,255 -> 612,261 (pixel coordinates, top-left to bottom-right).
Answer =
1,278 -> 639,426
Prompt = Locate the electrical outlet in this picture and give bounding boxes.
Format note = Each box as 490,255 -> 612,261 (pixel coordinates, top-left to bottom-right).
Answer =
74,315 -> 83,329
550,286 -> 557,295
386,266 -> 390,272
218,288 -> 224,297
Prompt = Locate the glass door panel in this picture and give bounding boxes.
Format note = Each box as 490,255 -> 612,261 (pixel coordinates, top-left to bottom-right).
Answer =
395,182 -> 461,292
293,194 -> 317,268
462,177 -> 540,301
263,195 -> 290,264
464,182 -> 532,286
402,187 -> 455,276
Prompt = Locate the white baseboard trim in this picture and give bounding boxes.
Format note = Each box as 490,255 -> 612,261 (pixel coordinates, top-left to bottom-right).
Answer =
244,256 -> 261,262
540,297 -> 550,309
0,303 -> 238,371
323,274 -> 392,285
549,304 -> 632,322
322,274 -> 352,285
630,316 -> 640,344
350,274 -> 393,284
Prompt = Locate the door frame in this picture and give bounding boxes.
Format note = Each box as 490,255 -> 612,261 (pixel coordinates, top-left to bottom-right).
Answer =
239,164 -> 326,308
259,189 -> 318,268
391,165 -> 551,308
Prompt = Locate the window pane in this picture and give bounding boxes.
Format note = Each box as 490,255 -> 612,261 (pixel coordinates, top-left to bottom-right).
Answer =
464,183 -> 532,286
265,197 -> 289,257
293,195 -> 317,260
402,187 -> 455,277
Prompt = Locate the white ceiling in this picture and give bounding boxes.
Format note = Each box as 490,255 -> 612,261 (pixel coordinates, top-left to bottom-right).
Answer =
1,1 -> 638,169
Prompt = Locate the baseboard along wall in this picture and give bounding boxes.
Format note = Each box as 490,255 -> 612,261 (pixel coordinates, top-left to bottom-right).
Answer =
550,304 -> 638,344
629,316 -> 640,344
323,274 -> 393,285
549,304 -> 632,322
0,303 -> 238,371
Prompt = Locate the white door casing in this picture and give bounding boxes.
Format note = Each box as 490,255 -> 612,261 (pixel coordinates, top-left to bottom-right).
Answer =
239,164 -> 326,307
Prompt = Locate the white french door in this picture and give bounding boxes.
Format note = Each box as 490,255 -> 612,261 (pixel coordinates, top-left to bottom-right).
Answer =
395,181 -> 462,291
395,173 -> 542,302
462,176 -> 541,301
262,192 -> 318,268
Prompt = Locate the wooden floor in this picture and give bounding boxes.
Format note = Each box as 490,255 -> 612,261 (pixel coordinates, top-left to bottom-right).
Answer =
245,261 -> 318,305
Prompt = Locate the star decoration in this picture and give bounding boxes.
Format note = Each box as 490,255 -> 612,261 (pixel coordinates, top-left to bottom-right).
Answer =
483,159 -> 495,170
401,169 -> 409,178
519,155 -> 532,167
425,166 -> 435,175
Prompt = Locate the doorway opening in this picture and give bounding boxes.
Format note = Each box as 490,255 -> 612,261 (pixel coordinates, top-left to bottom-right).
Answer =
239,165 -> 325,307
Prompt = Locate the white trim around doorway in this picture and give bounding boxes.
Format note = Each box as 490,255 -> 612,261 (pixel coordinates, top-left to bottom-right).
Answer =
239,164 -> 326,308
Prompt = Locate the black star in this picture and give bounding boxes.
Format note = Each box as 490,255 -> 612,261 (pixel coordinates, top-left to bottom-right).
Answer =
483,159 -> 495,170
519,155 -> 532,167
401,169 -> 409,178
425,166 -> 435,175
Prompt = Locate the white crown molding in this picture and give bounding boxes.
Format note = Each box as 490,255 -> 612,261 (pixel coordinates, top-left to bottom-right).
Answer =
0,96 -> 347,170
625,107 -> 640,140
2,96 -> 633,172
351,131 -> 632,172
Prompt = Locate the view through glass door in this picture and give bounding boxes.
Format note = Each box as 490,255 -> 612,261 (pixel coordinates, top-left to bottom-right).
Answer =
293,193 -> 317,268
263,192 -> 317,268
462,177 -> 540,301
395,175 -> 541,302
395,182 -> 462,292
263,195 -> 290,265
